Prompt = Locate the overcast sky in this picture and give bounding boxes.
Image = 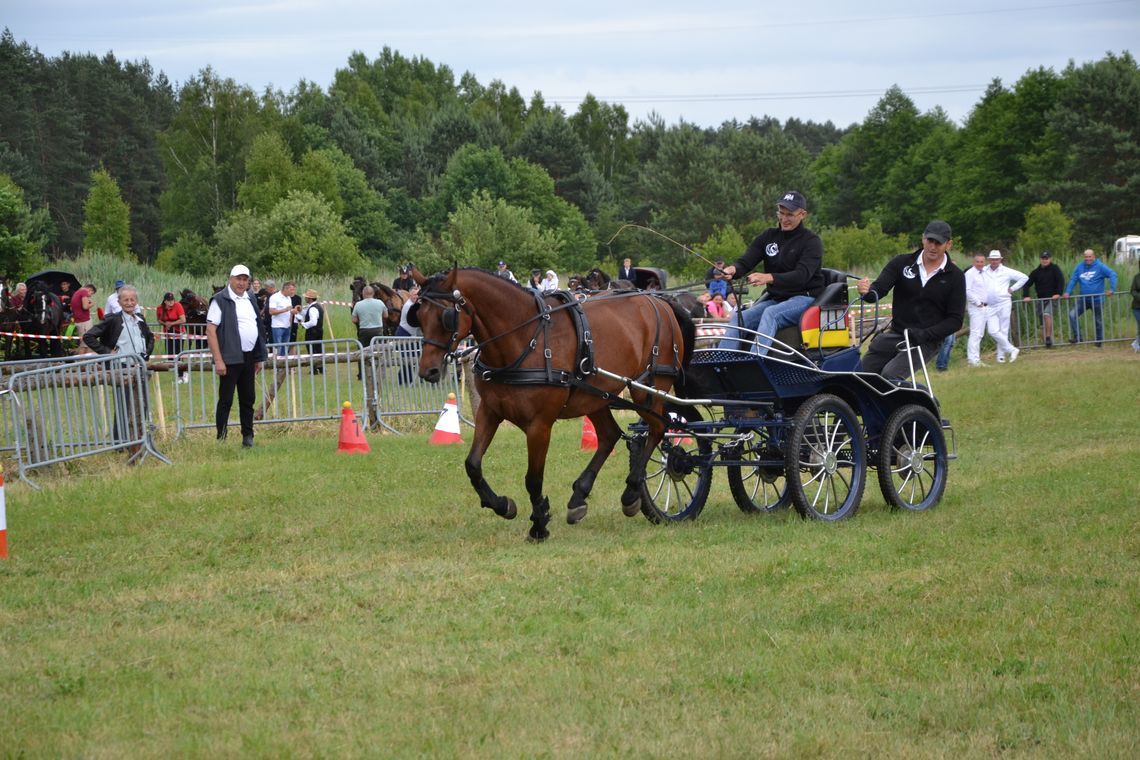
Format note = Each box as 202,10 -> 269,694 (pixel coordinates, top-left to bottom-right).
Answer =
6,0 -> 1138,128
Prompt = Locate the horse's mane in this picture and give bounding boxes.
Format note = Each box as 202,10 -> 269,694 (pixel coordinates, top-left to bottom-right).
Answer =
422,266 -> 534,297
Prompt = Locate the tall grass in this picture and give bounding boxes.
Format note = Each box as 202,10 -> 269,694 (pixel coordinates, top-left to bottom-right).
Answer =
64,251 -> 397,339
1,341 -> 1138,756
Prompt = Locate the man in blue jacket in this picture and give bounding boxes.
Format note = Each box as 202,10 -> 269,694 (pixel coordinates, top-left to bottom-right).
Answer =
1064,248 -> 1117,346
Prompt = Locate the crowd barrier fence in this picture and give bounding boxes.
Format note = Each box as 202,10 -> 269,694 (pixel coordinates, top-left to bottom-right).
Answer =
2,353 -> 170,488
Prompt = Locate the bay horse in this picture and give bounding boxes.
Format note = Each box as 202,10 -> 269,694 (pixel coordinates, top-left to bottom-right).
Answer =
351,279 -> 407,335
373,284 -> 409,335
409,266 -> 695,541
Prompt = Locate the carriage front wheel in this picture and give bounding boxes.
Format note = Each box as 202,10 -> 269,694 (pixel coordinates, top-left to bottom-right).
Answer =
636,405 -> 712,523
876,404 -> 948,511
784,394 -> 866,521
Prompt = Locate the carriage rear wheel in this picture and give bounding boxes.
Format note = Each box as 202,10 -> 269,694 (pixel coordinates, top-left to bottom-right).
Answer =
876,405 -> 948,511
637,405 -> 712,523
726,430 -> 790,514
784,394 -> 866,521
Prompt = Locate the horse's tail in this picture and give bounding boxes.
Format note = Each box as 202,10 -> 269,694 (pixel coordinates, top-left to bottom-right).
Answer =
664,297 -> 696,370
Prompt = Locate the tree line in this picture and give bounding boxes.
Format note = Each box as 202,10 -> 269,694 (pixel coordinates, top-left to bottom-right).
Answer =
1,28 -> 1136,284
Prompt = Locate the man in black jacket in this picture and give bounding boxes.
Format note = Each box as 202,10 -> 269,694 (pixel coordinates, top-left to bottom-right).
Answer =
83,285 -> 155,447
82,285 -> 155,359
206,264 -> 267,448
718,191 -> 824,354
857,220 -> 966,379
1021,250 -> 1065,348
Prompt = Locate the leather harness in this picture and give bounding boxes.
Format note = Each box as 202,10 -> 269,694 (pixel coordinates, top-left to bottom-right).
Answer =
424,287 -> 683,407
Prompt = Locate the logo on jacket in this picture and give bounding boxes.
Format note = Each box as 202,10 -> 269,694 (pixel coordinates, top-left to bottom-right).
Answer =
765,243 -> 779,257
1079,270 -> 1095,282
902,265 -> 916,279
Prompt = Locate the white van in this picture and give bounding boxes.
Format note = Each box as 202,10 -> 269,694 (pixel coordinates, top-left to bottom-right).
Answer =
1114,235 -> 1140,264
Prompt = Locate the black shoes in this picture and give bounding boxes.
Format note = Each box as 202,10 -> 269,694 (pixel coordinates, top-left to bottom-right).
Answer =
218,428 -> 253,447
1045,338 -> 1053,348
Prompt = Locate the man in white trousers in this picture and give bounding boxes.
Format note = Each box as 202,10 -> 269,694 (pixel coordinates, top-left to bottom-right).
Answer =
965,254 -> 991,366
983,250 -> 1028,362
966,252 -> 1022,366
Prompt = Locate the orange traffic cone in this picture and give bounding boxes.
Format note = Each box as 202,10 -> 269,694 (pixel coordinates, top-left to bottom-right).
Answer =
0,465 -> 7,560
430,393 -> 463,445
337,401 -> 370,454
580,418 -> 598,450
668,412 -> 695,445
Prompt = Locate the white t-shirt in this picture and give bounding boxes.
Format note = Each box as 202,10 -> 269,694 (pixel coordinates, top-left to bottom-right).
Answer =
206,288 -> 261,352
268,291 -> 294,328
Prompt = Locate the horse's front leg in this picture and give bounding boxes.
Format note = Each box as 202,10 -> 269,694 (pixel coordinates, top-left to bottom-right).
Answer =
464,405 -> 516,520
566,409 -> 622,525
523,424 -> 554,542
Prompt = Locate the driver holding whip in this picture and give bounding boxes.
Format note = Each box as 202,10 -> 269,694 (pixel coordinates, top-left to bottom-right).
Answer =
717,191 -> 824,355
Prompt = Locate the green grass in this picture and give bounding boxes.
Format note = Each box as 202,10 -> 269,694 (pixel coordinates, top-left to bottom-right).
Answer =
1,345 -> 1138,757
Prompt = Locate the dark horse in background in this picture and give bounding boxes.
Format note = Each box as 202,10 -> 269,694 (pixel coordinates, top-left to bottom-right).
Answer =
408,266 -> 694,542
21,282 -> 66,358
180,288 -> 210,345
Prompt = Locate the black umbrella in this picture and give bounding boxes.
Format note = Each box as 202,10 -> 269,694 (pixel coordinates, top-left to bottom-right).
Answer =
24,270 -> 83,296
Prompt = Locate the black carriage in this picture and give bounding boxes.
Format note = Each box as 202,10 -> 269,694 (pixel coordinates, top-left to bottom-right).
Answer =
619,269 -> 957,522
619,266 -> 667,291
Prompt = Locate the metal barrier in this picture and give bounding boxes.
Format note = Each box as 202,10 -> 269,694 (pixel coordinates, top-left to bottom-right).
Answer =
0,354 -> 108,454
173,338 -> 368,437
1013,292 -> 1133,349
365,336 -> 470,433
3,353 -> 170,488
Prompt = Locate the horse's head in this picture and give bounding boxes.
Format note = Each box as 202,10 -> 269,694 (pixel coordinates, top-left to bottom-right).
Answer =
349,276 -> 366,304
181,289 -> 209,321
407,268 -> 474,383
585,268 -> 611,291
373,283 -> 405,335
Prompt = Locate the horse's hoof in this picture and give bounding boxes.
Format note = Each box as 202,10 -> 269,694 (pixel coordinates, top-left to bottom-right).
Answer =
566,504 -> 588,525
526,527 -> 549,543
501,498 -> 517,520
621,490 -> 642,517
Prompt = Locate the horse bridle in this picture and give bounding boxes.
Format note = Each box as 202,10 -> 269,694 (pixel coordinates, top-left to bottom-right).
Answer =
408,288 -> 470,356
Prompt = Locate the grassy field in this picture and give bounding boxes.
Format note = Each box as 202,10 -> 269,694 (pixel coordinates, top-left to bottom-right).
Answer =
1,345 -> 1138,758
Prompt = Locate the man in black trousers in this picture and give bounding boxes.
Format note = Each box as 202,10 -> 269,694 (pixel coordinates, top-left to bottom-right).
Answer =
206,264 -> 267,448
857,220 -> 966,380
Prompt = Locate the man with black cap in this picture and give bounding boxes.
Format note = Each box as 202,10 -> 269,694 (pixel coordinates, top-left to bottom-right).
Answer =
1021,251 -> 1066,348
856,221 -> 966,379
718,190 -> 824,354
392,265 -> 416,291
494,261 -> 517,283
206,264 -> 267,448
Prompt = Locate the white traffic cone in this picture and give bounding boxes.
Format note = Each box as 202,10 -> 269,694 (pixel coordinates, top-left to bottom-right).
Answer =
430,393 -> 463,445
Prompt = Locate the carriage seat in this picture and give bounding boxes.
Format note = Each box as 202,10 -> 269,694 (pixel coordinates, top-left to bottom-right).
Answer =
773,268 -> 851,356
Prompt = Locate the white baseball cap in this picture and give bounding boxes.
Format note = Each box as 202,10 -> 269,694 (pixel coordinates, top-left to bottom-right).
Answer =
230,264 -> 251,277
